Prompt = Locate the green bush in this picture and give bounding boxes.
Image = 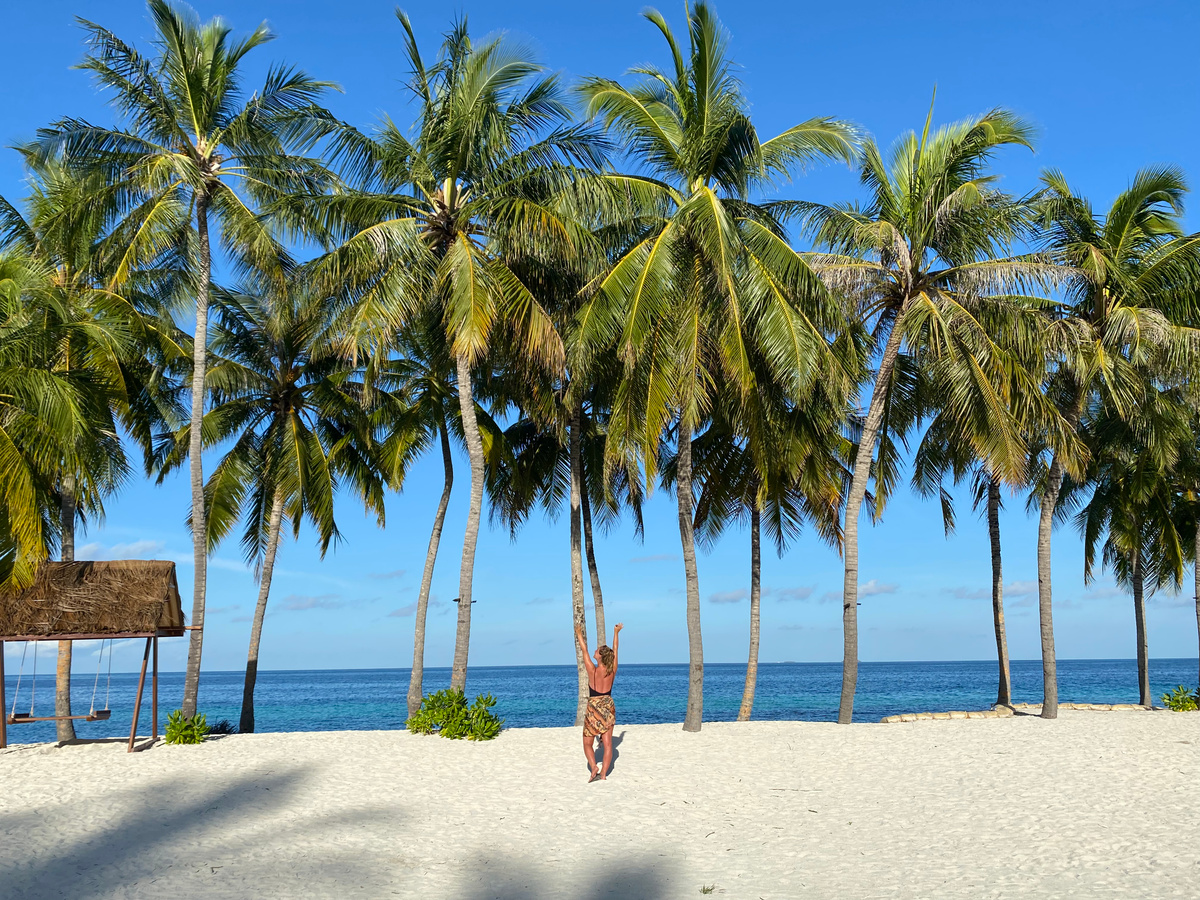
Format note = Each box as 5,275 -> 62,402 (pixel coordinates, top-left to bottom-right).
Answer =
1160,685 -> 1200,711
406,689 -> 503,740
165,710 -> 212,744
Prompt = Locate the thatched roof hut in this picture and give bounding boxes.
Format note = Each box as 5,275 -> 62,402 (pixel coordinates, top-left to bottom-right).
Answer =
0,560 -> 186,639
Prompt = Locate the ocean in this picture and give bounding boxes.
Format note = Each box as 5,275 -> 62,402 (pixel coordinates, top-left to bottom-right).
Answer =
3,657 -> 1197,745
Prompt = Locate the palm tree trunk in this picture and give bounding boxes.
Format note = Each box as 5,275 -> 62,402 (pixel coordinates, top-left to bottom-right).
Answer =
737,505 -> 761,722
676,418 -> 704,732
1131,542 -> 1151,707
450,353 -> 484,692
580,457 -> 607,646
569,400 -> 589,726
839,320 -> 906,724
1195,522 -> 1200,689
55,476 -> 76,742
407,413 -> 454,719
1036,392 -> 1083,721
987,474 -> 1012,707
1036,452 -> 1065,719
182,189 -> 211,719
239,491 -> 285,734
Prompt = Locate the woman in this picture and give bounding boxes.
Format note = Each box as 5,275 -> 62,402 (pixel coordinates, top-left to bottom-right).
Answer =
575,622 -> 622,781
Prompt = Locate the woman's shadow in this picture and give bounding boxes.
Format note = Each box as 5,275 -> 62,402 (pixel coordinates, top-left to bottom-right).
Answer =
588,730 -> 625,775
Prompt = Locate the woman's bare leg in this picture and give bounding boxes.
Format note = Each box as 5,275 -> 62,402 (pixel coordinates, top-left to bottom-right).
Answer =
582,731 -> 598,780
599,728 -> 614,780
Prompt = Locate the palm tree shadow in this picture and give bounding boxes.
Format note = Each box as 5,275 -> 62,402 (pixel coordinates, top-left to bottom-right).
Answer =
460,857 -> 669,899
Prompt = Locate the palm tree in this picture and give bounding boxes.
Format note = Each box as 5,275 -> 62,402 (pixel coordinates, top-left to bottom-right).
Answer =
1032,166 -> 1200,717
0,158 -> 182,739
33,0 -> 340,717
668,375 -> 847,721
795,104 -> 1063,723
155,273 -> 385,733
579,2 -> 858,731
306,13 -> 606,692
1071,389 -> 1190,706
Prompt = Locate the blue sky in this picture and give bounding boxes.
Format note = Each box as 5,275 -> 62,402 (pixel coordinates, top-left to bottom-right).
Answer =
3,1 -> 1200,674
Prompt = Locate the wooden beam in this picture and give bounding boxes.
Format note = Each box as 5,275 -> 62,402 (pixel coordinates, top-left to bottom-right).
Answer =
128,637 -> 151,753
152,635 -> 158,741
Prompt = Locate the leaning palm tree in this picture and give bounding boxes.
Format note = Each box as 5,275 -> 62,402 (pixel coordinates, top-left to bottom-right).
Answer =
1032,166 -> 1200,717
33,0 -> 340,717
306,14 -> 605,692
794,105 -> 1067,723
579,2 -> 858,731
155,273 -> 386,733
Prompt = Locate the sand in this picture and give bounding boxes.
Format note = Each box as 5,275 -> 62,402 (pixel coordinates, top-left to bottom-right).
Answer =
1,711 -> 1197,898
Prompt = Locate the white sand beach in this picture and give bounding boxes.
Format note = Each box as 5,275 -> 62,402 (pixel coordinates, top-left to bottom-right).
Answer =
1,711 -> 1197,899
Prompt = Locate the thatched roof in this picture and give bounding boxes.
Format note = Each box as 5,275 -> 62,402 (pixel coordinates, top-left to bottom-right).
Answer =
0,561 -> 186,639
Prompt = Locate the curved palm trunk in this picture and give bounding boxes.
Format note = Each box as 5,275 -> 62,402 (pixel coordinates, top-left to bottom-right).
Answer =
1131,543 -> 1151,706
55,476 -> 76,742
676,419 -> 704,732
182,190 -> 212,719
737,505 -> 761,722
839,320 -> 906,724
450,353 -> 485,692
987,475 -> 1012,707
407,415 -> 454,719
569,401 -> 589,726
239,491 -> 286,734
580,458 -> 607,646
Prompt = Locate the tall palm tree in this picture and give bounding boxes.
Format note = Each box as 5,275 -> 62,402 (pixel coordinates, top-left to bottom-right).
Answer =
0,158 -> 182,739
306,13 -> 606,692
579,3 -> 858,731
1032,166 -> 1200,717
155,274 -> 385,733
795,105 -> 1062,722
667,375 -> 847,721
33,0 -> 340,717
1070,389 -> 1190,706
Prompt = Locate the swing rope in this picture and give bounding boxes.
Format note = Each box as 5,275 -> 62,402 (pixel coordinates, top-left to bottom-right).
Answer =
10,642 -> 28,719
28,641 -> 36,716
104,638 -> 113,710
89,639 -> 106,716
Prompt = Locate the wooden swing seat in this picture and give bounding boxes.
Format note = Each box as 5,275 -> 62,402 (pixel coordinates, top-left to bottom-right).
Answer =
6,709 -> 111,724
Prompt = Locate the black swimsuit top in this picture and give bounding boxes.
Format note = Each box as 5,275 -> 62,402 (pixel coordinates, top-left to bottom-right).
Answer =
588,686 -> 611,697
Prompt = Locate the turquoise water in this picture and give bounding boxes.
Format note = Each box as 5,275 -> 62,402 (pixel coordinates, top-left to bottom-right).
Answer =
2,658 -> 1197,744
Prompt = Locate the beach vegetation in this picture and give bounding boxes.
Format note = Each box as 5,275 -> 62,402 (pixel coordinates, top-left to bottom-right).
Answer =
1160,686 -> 1199,711
406,689 -> 504,740
165,709 -> 212,744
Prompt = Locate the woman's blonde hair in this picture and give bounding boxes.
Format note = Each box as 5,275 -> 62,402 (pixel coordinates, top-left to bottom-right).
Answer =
597,645 -> 615,671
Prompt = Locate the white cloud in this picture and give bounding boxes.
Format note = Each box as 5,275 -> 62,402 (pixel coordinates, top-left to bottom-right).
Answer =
388,602 -> 419,618
708,589 -> 747,604
1006,580 -> 1038,598
860,580 -> 898,596
819,591 -> 841,604
1082,585 -> 1123,600
77,539 -> 168,560
278,593 -> 342,612
205,604 -> 240,616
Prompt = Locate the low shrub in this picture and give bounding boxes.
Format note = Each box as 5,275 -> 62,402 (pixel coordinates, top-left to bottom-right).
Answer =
1160,685 -> 1199,711
406,689 -> 503,740
165,710 -> 212,744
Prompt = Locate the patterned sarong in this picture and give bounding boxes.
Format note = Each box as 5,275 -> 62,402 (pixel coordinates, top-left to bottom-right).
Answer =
584,695 -> 616,737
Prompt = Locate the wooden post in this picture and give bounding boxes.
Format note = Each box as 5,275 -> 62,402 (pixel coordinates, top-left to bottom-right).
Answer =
128,637 -> 151,753
1,640 -> 7,750
152,635 -> 159,741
